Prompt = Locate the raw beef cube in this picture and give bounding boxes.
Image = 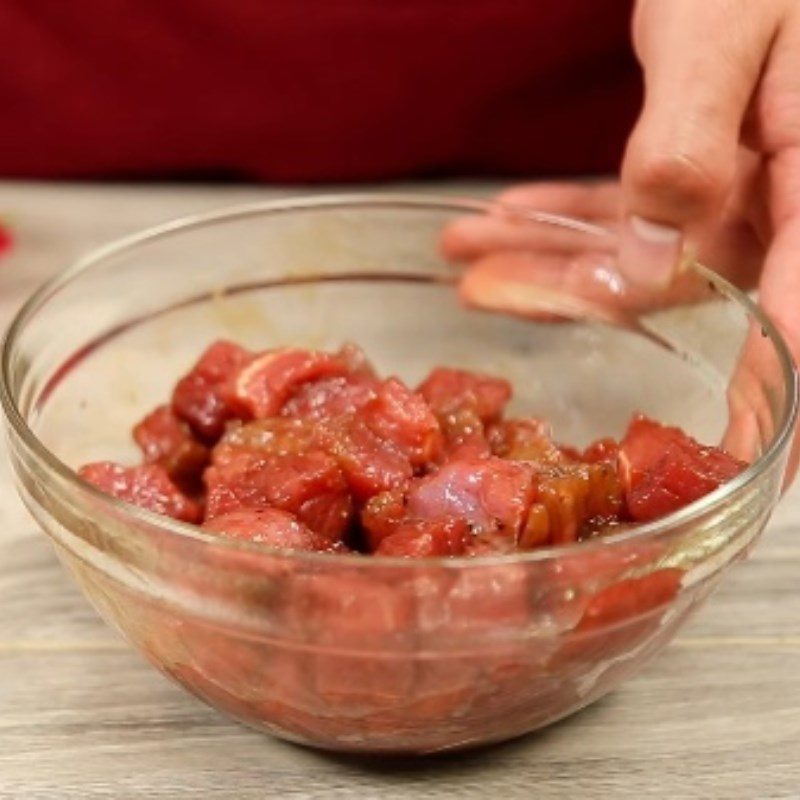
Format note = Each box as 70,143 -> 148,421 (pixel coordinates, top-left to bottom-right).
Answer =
360,378 -> 443,467
203,508 -> 337,552
172,340 -> 252,441
406,457 -> 536,538
620,416 -> 746,522
230,348 -> 352,419
79,461 -> 202,523
133,404 -> 209,484
322,417 -> 413,503
282,375 -> 379,422
418,367 -> 511,422
376,517 -> 470,557
205,450 -> 352,541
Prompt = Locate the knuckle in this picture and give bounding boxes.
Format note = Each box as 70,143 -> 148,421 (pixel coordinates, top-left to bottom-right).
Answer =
629,148 -> 730,210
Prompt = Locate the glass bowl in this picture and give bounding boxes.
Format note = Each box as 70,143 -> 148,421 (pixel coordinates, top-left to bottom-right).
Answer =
2,195 -> 796,754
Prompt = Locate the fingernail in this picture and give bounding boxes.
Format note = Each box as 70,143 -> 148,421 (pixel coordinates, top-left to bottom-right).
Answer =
618,215 -> 682,289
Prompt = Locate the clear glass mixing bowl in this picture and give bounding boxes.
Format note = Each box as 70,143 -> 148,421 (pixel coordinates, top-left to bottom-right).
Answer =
2,196 -> 796,753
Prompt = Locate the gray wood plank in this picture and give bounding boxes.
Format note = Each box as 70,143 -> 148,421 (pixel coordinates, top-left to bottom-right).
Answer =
2,645 -> 800,799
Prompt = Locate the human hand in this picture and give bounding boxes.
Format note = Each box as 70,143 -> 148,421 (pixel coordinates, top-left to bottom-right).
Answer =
441,0 -> 800,477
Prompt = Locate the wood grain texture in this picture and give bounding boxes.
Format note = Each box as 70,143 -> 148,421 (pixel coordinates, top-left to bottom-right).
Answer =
1,181 -> 799,800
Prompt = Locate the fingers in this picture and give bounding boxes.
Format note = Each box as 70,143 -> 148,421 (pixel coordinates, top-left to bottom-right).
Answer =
455,162 -> 765,321
755,151 -> 800,482
495,181 -> 622,219
459,251 -> 622,324
620,0 -> 781,288
752,15 -> 800,481
691,150 -> 766,292
440,181 -> 620,263
722,324 -> 785,471
440,214 -> 617,264
458,250 -> 713,324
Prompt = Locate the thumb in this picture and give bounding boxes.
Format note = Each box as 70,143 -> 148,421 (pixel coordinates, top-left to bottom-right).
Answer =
619,0 -> 778,288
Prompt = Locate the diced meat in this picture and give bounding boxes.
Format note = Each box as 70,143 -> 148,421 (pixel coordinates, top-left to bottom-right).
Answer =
443,562 -> 532,631
83,340 -> 745,578
212,418 -> 318,467
620,416 -> 746,522
210,419 -> 353,539
376,517 -> 470,557
549,567 -> 684,670
203,508 -> 336,552
582,437 -> 620,465
282,375 -> 379,422
321,417 -> 413,503
361,489 -> 408,551
205,450 -> 352,541
488,418 -> 565,464
463,532 -> 519,556
133,405 -> 209,484
518,502 -> 551,550
549,540 -> 667,592
418,367 -> 509,458
79,461 -> 202,523
230,347 -> 352,419
576,569 -> 684,631
406,457 -> 536,538
172,340 -> 252,442
523,462 -> 624,547
360,378 -> 443,467
557,444 -> 583,462
294,490 -> 354,545
289,570 -> 416,712
291,571 -> 415,641
437,404 -> 491,459
418,367 -> 511,423
335,342 -> 376,376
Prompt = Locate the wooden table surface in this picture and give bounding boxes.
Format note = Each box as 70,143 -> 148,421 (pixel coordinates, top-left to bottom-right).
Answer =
1,181 -> 799,800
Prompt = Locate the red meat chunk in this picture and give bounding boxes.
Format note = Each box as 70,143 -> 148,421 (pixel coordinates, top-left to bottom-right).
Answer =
293,571 -> 414,641
203,508 -> 337,552
488,418 -> 566,464
443,562 -> 532,632
418,367 -> 509,458
549,566 -> 685,671
376,517 -> 470,557
463,532 -> 518,556
549,539 -> 663,585
78,461 -> 202,523
620,415 -> 746,522
281,374 -> 379,422
133,405 -> 209,484
360,378 -> 443,467
436,404 -> 491,459
576,568 -> 684,631
288,571 -> 416,711
205,450 -> 352,541
522,462 -> 624,548
361,489 -> 407,551
333,342 -> 376,376
406,457 -> 536,538
582,437 -> 620,465
230,347 -> 353,419
321,417 -> 413,503
212,418 -> 319,467
418,367 -> 511,423
172,340 -> 252,442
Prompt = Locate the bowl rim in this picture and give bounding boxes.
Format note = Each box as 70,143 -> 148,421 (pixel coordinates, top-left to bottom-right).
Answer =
2,192 -> 798,568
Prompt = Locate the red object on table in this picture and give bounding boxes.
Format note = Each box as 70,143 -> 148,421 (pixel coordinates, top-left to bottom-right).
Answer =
0,222 -> 13,256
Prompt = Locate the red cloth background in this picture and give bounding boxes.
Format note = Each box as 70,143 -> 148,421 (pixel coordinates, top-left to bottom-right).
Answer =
0,1 -> 639,182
